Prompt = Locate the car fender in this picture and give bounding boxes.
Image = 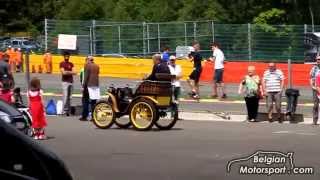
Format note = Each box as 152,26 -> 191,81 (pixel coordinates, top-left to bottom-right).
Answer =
105,92 -> 120,112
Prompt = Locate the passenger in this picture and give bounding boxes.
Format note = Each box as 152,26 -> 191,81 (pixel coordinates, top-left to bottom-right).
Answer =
145,54 -> 171,81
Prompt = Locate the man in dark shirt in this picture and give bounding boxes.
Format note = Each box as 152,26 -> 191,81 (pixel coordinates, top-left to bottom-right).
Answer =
59,51 -> 76,115
0,54 -> 11,81
187,41 -> 202,99
146,54 -> 171,81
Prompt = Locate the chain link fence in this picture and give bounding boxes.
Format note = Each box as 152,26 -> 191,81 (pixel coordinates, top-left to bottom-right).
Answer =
45,19 -> 311,62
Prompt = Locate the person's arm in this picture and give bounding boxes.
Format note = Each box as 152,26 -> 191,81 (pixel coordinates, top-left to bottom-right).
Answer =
145,65 -> 156,80
310,67 -> 316,90
280,71 -> 285,92
176,66 -> 182,79
83,65 -> 90,87
238,81 -> 244,95
262,74 -> 267,95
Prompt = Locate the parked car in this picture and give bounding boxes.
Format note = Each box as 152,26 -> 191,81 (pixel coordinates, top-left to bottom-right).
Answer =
0,99 -> 32,136
3,38 -> 40,51
0,118 -> 73,180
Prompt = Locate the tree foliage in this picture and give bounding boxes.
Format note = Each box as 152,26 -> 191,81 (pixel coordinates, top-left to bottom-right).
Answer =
1,0 -> 320,35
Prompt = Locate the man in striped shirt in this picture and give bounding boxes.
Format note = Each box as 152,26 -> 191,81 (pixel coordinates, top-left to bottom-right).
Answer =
263,63 -> 284,122
309,56 -> 320,125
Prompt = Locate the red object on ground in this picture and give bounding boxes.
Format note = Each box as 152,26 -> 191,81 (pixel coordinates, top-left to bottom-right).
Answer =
200,61 -> 313,86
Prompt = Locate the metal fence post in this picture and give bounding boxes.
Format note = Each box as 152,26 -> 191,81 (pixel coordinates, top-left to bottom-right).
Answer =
248,23 -> 252,61
211,21 -> 215,43
147,23 -> 150,54
184,23 -> 187,46
193,22 -> 197,40
44,18 -> 48,51
142,22 -> 146,56
89,27 -> 93,55
304,24 -> 307,34
92,20 -> 96,55
118,25 -> 122,54
157,23 -> 161,52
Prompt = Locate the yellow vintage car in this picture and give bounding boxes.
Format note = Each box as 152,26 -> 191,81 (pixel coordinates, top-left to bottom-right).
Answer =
92,75 -> 178,131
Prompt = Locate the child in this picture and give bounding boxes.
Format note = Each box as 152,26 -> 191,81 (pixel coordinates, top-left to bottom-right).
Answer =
28,77 -> 47,140
0,80 -> 14,104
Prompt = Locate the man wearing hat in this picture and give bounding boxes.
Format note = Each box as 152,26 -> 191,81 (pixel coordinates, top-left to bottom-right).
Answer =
83,55 -> 100,120
169,55 -> 182,119
146,54 -> 171,81
310,56 -> 320,125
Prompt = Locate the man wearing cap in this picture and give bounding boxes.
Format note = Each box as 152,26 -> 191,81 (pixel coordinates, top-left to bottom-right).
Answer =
59,52 -> 76,116
168,55 -> 182,119
310,56 -> 320,125
83,55 -> 100,120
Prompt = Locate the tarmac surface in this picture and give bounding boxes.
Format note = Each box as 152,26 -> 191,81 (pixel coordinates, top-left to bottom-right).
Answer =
40,116 -> 320,180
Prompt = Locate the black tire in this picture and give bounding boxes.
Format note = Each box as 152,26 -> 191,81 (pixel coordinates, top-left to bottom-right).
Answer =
154,108 -> 178,130
114,118 -> 131,128
129,98 -> 157,131
92,100 -> 115,129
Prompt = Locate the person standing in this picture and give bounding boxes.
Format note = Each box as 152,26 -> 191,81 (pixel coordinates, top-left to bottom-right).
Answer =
263,63 -> 284,122
238,66 -> 262,122
15,48 -> 23,72
168,55 -> 182,119
310,56 -> 320,125
5,46 -> 15,72
187,41 -> 202,99
209,42 -> 227,99
28,77 -> 47,140
83,56 -> 100,119
59,52 -> 76,116
79,56 -> 91,121
161,47 -> 170,62
43,50 -> 52,73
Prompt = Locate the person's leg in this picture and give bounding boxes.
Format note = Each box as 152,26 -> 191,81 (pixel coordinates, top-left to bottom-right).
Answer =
81,88 -> 89,120
174,87 -> 181,119
62,82 -> 68,112
312,90 -> 319,124
212,70 -> 218,97
266,92 -> 274,120
252,96 -> 260,120
275,91 -> 282,121
244,97 -> 251,120
90,99 -> 97,119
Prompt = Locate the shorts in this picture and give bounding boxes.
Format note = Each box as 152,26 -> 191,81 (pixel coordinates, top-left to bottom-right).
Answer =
189,68 -> 202,84
214,69 -> 224,83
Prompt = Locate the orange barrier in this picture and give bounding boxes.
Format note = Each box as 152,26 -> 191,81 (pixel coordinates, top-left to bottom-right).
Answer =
200,61 -> 313,86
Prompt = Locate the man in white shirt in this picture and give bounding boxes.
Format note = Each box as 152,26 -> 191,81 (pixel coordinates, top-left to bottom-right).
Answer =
169,55 -> 182,119
209,42 -> 227,99
263,63 -> 284,123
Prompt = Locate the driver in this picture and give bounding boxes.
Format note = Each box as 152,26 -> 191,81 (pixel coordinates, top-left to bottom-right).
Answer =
145,54 -> 171,81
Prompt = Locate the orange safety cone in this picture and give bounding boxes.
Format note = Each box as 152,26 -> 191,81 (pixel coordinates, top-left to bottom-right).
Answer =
31,65 -> 36,73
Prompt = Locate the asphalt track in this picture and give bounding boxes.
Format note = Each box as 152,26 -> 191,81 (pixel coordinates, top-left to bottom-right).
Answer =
40,116 -> 320,180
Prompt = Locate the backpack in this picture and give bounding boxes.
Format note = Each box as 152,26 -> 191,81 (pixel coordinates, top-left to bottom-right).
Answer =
46,99 -> 57,115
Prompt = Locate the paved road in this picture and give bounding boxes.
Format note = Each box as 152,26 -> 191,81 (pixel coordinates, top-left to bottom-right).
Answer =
40,116 -> 320,180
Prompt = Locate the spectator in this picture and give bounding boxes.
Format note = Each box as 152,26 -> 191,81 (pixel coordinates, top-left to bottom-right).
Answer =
5,46 -> 15,72
0,80 -> 14,104
28,77 -> 47,140
79,56 -> 91,121
238,66 -> 262,122
83,56 -> 100,119
0,50 -> 3,60
0,54 -> 11,81
59,51 -> 76,116
263,63 -> 284,123
161,47 -> 170,62
16,48 -> 23,72
209,42 -> 227,99
146,54 -> 171,81
168,55 -> 182,119
310,56 -> 320,125
43,50 -> 52,73
187,41 -> 202,99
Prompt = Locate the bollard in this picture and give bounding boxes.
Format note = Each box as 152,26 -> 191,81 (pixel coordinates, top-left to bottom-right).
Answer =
31,65 -> 36,73
38,65 -> 43,73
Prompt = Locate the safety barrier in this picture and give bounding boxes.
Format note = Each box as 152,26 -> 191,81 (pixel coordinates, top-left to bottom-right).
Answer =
29,55 -> 312,86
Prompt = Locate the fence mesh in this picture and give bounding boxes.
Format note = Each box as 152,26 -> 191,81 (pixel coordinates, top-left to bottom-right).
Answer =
45,19 -> 310,62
